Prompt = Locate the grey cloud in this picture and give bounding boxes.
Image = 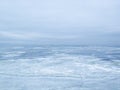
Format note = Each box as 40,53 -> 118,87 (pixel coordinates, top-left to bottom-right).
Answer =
0,0 -> 120,45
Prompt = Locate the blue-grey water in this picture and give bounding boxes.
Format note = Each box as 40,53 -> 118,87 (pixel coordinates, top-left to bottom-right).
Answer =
0,46 -> 120,90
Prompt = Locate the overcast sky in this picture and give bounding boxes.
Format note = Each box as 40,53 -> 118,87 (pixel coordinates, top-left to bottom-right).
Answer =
0,0 -> 120,45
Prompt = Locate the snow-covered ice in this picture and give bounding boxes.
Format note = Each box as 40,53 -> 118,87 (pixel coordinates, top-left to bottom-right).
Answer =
0,46 -> 120,90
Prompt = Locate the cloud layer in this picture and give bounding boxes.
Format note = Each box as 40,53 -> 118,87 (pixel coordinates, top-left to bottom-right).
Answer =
0,0 -> 120,45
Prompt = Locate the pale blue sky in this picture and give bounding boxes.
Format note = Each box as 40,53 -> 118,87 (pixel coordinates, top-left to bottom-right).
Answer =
0,0 -> 120,45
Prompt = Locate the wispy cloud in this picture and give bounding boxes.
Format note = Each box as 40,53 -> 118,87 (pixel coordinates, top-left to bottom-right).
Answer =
0,31 -> 78,40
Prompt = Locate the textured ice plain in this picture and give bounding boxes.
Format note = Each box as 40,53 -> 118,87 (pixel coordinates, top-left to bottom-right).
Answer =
0,46 -> 120,90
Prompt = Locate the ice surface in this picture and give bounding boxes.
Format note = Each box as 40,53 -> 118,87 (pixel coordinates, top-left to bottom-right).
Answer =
0,46 -> 120,90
